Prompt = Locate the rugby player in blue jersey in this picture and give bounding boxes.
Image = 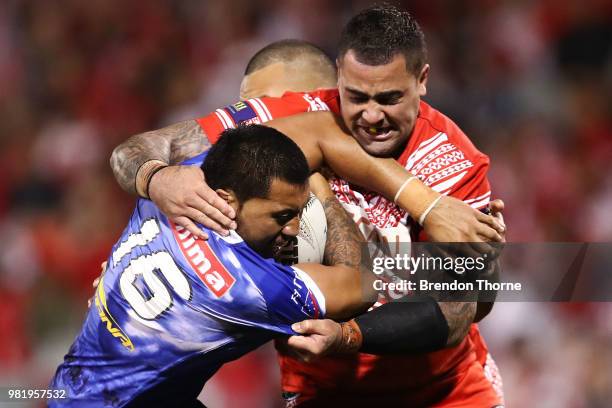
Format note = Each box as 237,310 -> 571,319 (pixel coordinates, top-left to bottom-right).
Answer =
51,124 -> 382,407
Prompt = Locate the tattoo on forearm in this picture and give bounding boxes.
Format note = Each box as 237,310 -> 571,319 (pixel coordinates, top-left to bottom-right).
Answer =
110,119 -> 211,194
321,196 -> 364,268
438,301 -> 476,346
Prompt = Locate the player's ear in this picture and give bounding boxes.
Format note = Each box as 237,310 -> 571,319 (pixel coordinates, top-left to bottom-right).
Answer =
217,189 -> 239,209
417,64 -> 430,97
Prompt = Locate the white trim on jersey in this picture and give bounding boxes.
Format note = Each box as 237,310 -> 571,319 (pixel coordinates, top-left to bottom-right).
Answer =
254,98 -> 273,121
215,109 -> 234,129
248,98 -> 271,122
214,111 -> 229,130
292,267 -> 326,317
464,191 -> 492,204
468,196 -> 491,209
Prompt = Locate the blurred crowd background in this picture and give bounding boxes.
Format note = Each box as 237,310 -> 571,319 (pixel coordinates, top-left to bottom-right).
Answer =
0,0 -> 611,407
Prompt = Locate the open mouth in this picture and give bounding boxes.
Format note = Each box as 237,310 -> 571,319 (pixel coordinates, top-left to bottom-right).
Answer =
357,125 -> 394,141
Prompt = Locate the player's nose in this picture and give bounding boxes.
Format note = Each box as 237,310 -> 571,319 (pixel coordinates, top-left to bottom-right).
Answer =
282,217 -> 300,237
361,103 -> 384,125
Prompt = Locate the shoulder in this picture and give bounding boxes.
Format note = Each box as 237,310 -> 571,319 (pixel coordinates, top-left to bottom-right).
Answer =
404,101 -> 491,196
414,101 -> 487,162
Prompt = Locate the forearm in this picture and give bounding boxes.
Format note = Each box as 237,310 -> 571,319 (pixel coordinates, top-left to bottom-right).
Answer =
332,299 -> 475,355
437,301 -> 477,347
474,257 -> 501,322
320,195 -> 364,268
299,179 -> 375,319
349,296 -> 450,354
110,119 -> 210,194
267,112 -> 439,221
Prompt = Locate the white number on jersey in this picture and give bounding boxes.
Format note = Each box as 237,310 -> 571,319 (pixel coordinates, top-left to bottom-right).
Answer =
113,219 -> 191,320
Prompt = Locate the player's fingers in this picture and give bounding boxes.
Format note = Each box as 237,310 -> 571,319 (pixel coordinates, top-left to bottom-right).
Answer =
468,241 -> 494,258
186,198 -> 234,234
476,211 -> 505,234
287,334 -> 312,350
100,261 -> 108,273
183,206 -> 230,236
87,297 -> 93,308
92,276 -> 100,289
493,211 -> 506,233
195,185 -> 236,222
476,211 -> 506,233
291,320 -> 314,334
476,223 -> 503,243
173,216 -> 209,240
489,199 -> 505,214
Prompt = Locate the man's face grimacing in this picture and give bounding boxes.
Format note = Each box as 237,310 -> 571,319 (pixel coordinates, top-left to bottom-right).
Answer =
337,50 -> 429,157
234,179 -> 309,260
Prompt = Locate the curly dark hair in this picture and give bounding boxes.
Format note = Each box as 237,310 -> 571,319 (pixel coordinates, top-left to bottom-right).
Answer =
338,4 -> 427,75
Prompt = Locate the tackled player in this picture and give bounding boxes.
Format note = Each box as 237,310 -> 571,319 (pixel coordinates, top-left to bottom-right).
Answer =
109,6 -> 506,407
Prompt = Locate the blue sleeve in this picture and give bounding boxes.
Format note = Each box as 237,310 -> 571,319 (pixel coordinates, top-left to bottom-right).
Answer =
198,235 -> 326,336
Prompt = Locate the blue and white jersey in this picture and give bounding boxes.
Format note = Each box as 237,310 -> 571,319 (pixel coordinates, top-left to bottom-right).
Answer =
50,153 -> 325,407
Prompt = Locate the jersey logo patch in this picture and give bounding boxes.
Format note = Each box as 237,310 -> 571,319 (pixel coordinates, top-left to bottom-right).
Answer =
172,224 -> 236,297
222,101 -> 259,126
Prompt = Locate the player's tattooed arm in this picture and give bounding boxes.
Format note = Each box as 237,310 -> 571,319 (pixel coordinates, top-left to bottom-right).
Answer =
298,174 -> 375,319
110,119 -> 235,239
438,301 -> 477,347
321,196 -> 363,269
109,119 -> 210,195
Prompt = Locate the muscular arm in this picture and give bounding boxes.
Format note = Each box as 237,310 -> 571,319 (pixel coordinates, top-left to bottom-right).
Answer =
109,110 -> 503,242
296,175 -> 375,320
321,195 -> 363,269
110,119 -> 210,194
267,112 -> 503,244
438,302 -> 477,347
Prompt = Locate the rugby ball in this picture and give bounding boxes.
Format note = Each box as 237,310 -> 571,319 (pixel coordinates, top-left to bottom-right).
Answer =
297,193 -> 327,263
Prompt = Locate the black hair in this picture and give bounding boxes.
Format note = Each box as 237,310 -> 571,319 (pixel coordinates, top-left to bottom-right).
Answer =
338,4 -> 427,75
202,125 -> 309,202
244,39 -> 335,77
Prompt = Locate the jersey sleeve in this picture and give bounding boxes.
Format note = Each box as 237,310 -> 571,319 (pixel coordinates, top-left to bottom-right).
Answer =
196,95 -> 312,143
258,265 -> 326,335
176,229 -> 326,336
445,152 -> 491,209
409,135 -> 492,241
405,131 -> 492,209
195,90 -> 339,144
221,259 -> 326,335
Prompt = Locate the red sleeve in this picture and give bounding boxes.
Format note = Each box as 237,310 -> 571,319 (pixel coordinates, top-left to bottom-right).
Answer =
446,152 -> 491,209
195,94 -> 317,144
415,150 -> 492,242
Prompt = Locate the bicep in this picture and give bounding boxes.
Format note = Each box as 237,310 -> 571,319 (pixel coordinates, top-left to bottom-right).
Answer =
166,120 -> 211,164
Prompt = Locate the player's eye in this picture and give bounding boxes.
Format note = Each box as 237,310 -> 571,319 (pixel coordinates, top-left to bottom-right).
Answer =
375,94 -> 403,105
378,97 -> 401,105
349,96 -> 368,104
273,212 -> 296,225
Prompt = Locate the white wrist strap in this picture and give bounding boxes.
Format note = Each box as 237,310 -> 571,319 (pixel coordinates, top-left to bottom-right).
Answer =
418,195 -> 443,226
393,176 -> 417,204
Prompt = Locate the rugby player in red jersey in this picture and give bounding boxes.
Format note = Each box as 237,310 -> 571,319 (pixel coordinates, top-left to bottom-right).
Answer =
109,7 -> 505,407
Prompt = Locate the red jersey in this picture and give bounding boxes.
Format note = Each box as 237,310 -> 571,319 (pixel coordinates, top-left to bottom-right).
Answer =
197,89 -> 503,407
